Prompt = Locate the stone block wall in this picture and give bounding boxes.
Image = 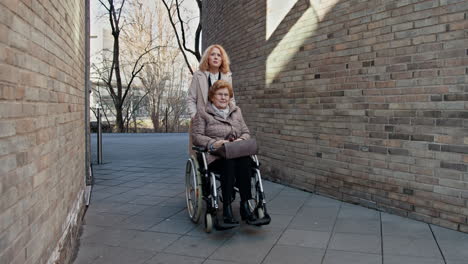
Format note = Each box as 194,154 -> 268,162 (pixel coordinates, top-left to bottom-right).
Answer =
0,0 -> 86,263
203,0 -> 468,232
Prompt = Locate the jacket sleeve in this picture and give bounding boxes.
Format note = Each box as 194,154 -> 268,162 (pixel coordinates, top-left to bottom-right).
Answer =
237,108 -> 250,140
191,113 -> 217,148
187,74 -> 198,118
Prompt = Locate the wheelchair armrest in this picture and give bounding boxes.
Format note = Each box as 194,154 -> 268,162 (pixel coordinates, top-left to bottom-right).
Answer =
192,145 -> 207,152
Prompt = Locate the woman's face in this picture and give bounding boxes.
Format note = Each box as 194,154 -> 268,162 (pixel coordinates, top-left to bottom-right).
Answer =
212,88 -> 230,109
208,47 -> 222,70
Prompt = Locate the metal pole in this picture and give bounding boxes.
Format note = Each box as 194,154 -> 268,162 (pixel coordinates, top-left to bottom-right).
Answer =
97,107 -> 103,164
165,107 -> 168,133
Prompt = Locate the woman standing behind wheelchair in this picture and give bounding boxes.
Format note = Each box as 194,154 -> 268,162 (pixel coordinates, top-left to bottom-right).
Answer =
187,44 -> 234,119
191,80 -> 262,227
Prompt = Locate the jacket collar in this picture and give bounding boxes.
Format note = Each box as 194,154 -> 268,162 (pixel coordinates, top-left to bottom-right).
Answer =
205,102 -> 238,119
196,70 -> 231,105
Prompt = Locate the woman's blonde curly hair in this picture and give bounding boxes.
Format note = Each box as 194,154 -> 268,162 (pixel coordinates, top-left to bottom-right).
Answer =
199,44 -> 230,74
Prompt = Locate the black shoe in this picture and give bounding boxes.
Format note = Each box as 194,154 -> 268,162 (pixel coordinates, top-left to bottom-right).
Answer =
240,201 -> 258,225
222,204 -> 239,228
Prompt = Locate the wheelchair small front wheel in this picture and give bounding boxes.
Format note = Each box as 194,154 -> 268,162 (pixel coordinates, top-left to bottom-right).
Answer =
185,157 -> 203,223
204,213 -> 213,233
257,207 -> 265,219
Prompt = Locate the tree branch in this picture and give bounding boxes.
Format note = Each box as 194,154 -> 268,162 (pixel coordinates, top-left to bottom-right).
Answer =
161,0 -> 194,74
116,0 -> 126,25
122,45 -> 164,102
175,0 -> 196,58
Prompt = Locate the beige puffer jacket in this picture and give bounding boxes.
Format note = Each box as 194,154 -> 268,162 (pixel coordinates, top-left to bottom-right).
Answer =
191,102 -> 250,164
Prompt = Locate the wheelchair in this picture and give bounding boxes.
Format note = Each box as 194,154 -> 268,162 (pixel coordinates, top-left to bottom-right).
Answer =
185,146 -> 271,232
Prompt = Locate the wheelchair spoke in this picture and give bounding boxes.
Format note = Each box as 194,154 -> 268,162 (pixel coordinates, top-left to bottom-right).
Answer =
185,158 -> 202,223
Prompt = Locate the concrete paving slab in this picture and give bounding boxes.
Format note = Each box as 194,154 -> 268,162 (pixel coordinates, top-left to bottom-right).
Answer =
383,255 -> 444,264
382,235 -> 443,258
337,205 -> 380,220
136,205 -> 184,219
267,197 -> 305,215
83,212 -> 129,227
144,253 -> 204,264
82,228 -> 140,247
446,260 -> 468,264
129,195 -> 169,206
119,215 -> 165,231
185,223 -> 237,239
264,214 -> 293,229
262,245 -> 325,264
333,218 -> 381,235
80,225 -> 106,239
163,235 -> 228,258
329,233 -> 381,254
203,260 -> 240,264
118,231 -> 181,252
277,229 -> 330,249
303,195 -> 341,208
88,192 -> 114,202
149,218 -> 198,235
96,186 -> 135,195
432,238 -> 468,261
100,192 -> 142,203
208,239 -> 274,264
289,210 -> 337,232
381,213 -> 433,239
322,250 -> 381,264
74,244 -> 154,264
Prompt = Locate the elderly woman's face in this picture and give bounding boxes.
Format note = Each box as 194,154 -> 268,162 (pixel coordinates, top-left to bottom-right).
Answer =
208,47 -> 222,69
212,88 -> 230,109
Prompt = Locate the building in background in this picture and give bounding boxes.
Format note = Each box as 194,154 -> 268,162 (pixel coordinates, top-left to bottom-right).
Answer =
203,0 -> 468,232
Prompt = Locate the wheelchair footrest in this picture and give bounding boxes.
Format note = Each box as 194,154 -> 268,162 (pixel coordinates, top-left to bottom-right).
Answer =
214,220 -> 239,230
252,213 -> 271,226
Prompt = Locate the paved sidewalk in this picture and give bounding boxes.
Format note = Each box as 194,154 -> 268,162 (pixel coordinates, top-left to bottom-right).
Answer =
74,133 -> 468,264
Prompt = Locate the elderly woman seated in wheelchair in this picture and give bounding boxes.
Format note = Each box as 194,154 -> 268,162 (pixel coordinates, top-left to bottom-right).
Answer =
185,80 -> 271,232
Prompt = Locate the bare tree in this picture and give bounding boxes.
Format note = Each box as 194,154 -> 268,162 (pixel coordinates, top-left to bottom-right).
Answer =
97,0 -> 157,132
160,0 -> 202,74
93,0 -> 191,133
129,0 -> 179,132
90,79 -> 113,129
165,55 -> 189,132
141,61 -> 168,132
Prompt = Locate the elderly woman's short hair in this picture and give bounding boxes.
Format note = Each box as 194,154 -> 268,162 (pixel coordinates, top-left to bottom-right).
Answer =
208,80 -> 234,102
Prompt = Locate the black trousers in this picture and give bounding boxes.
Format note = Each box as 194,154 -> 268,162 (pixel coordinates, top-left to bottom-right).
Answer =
209,156 -> 253,204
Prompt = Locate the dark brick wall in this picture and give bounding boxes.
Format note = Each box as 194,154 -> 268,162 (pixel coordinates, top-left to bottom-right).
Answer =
203,0 -> 468,232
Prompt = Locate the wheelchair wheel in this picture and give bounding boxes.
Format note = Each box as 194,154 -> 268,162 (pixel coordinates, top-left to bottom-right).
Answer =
204,213 -> 213,233
256,207 -> 265,219
185,157 -> 203,223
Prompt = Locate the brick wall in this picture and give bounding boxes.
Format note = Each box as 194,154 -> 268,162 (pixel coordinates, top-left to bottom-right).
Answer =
203,0 -> 468,232
0,0 -> 86,263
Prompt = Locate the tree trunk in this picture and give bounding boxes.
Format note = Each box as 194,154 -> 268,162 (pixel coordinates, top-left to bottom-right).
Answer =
115,106 -> 124,132
150,94 -> 160,132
